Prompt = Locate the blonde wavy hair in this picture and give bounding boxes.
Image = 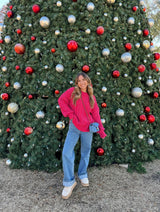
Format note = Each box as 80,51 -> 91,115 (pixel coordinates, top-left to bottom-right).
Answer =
71,72 -> 95,108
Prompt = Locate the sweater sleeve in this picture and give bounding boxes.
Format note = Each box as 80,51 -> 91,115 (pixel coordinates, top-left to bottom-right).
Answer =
91,96 -> 107,139
58,87 -> 74,120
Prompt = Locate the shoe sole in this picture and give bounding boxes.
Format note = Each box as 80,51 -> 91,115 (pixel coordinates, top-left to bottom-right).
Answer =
62,182 -> 77,200
81,182 -> 89,187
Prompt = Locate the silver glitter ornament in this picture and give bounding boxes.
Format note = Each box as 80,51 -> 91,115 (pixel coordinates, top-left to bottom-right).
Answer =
7,103 -> 19,113
42,81 -> 47,86
36,111 -> 45,119
101,119 -> 105,124
2,66 -> 7,72
55,30 -> 60,35
102,87 -> 107,92
116,109 -> 124,116
43,40 -> 47,44
56,64 -> 64,72
87,2 -> 95,11
40,16 -> 50,28
85,29 -> 91,34
143,40 -> 150,49
114,17 -> 118,22
131,87 -> 143,98
135,43 -> 140,48
148,138 -> 154,145
132,149 -> 136,153
11,138 -> 14,142
34,48 -> 40,54
128,17 -> 135,24
13,82 -> 21,89
24,153 -> 28,158
4,36 -> 11,43
149,45 -> 155,52
138,134 -> 144,139
57,1 -> 62,6
137,29 -> 142,34
16,14 -> 21,20
131,103 -> 135,106
121,52 -> 132,63
68,15 -> 76,24
146,79 -> 153,86
56,121 -> 65,130
102,48 -> 110,57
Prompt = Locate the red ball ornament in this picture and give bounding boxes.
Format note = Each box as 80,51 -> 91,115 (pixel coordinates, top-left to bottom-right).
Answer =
67,40 -> 78,52
1,93 -> 9,101
2,56 -> 6,61
6,128 -> 11,133
9,5 -> 13,10
152,92 -> 159,98
73,0 -> 77,1
143,29 -> 149,36
144,106 -> 150,113
150,42 -> 153,46
17,29 -> 22,34
147,114 -> 155,123
82,65 -> 90,72
14,43 -> 25,54
97,147 -> 104,156
138,64 -> 146,73
139,114 -> 146,122
15,65 -> 20,70
24,127 -> 33,136
125,43 -> 132,51
7,10 -> 13,18
143,8 -> 146,12
0,39 -> 4,43
28,94 -> 33,99
25,67 -> 34,75
31,36 -> 36,41
154,53 -> 160,60
55,90 -> 60,94
5,82 -> 10,87
96,26 -> 104,35
32,4 -> 40,13
150,63 -> 157,70
112,70 -> 120,78
101,103 -> 107,108
156,68 -> 159,72
132,6 -> 138,12
51,48 -> 56,53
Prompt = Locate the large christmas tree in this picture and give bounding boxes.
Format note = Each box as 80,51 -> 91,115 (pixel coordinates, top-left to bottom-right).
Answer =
0,0 -> 159,173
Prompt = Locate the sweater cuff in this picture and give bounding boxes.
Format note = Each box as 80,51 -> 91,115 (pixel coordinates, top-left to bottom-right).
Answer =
98,130 -> 107,139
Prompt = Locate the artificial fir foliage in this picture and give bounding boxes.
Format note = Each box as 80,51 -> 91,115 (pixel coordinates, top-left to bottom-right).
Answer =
0,0 -> 160,173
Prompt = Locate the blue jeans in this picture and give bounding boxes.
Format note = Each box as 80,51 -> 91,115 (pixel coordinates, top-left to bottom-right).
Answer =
62,121 -> 93,187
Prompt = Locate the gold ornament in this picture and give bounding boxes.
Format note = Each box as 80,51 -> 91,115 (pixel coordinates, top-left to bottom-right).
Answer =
143,40 -> 150,49
7,103 -> 19,113
107,0 -> 115,3
56,121 -> 65,130
40,16 -> 50,29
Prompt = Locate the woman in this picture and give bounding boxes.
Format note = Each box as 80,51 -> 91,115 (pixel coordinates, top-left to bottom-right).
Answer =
58,72 -> 107,199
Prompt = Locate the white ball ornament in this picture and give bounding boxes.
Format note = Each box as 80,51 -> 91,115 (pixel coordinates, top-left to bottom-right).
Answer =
138,134 -> 144,139
44,65 -> 48,69
40,16 -> 50,29
121,52 -> 132,63
116,109 -> 124,116
101,119 -> 105,124
11,138 -> 14,142
149,45 -> 155,52
119,2 -> 122,6
43,40 -> 47,44
128,17 -> 135,24
135,43 -> 140,48
56,64 -> 64,72
2,66 -> 7,72
132,87 -> 143,98
137,29 -> 142,34
4,36 -> 11,43
148,138 -> 154,145
24,153 -> 28,158
68,15 -> 76,24
16,14 -> 21,20
102,87 -> 107,92
132,149 -> 136,153
57,1 -> 62,6
104,13 -> 108,16
140,0 -> 145,5
87,2 -> 95,11
5,112 -> 9,115
36,111 -> 45,119
34,48 -> 40,54
55,30 -> 60,35
7,103 -> 19,113
123,37 -> 127,40
114,17 -> 118,22
124,74 -> 128,77
131,103 -> 135,106
6,159 -> 11,166
42,81 -> 47,86
146,79 -> 153,86
102,48 -> 110,57
14,82 -> 21,90
56,121 -> 65,130
85,29 -> 91,34
107,0 -> 115,3
112,38 -> 116,42
28,24 -> 32,27
143,40 -> 150,49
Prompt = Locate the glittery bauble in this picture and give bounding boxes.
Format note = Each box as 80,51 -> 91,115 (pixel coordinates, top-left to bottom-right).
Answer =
42,81 -> 47,86
56,121 -> 65,130
116,109 -> 124,116
148,18 -> 154,27
143,40 -> 150,49
149,45 -> 155,52
24,127 -> 33,135
138,134 -> 144,139
128,17 -> 135,24
6,159 -> 11,165
102,87 -> 107,92
55,30 -> 60,35
68,15 -> 76,24
2,66 -> 7,72
56,64 -> 64,72
34,48 -> 40,54
114,17 -> 118,22
16,14 -> 21,20
14,43 -> 25,54
97,147 -> 104,156
132,87 -> 143,98
57,1 -> 62,6
146,79 -> 153,86
24,153 -> 28,158
13,82 -> 21,89
87,2 -> 95,11
137,29 -> 142,35
85,29 -> 91,34
121,52 -> 132,63
40,16 -> 50,28
4,36 -> 11,43
1,93 -> 9,100
148,138 -> 154,145
36,111 -> 45,119
7,103 -> 19,113
0,23 -> 4,32
101,119 -> 105,124
106,0 -> 115,3
102,48 -> 110,56
67,40 -> 78,52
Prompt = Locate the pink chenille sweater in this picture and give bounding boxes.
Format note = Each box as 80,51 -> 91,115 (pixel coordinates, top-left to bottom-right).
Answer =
58,87 -> 107,139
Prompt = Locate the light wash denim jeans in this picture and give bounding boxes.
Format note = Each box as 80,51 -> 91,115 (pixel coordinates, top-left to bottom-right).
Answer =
62,120 -> 93,187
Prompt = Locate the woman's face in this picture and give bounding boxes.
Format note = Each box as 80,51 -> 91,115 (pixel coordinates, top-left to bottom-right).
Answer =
77,75 -> 88,92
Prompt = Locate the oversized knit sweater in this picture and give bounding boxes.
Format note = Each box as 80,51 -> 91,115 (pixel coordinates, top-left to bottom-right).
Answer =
58,87 -> 107,139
